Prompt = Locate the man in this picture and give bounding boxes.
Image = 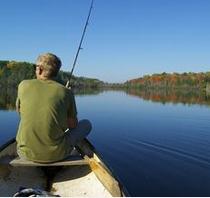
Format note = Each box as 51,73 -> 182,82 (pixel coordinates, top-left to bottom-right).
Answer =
16,53 -> 92,163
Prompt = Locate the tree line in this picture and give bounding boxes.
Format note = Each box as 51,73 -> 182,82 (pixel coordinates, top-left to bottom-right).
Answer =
126,72 -> 210,91
0,60 -> 103,89
1,60 -> 210,92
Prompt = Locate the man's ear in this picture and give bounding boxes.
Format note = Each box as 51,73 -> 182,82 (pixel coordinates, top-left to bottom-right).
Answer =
38,66 -> 44,75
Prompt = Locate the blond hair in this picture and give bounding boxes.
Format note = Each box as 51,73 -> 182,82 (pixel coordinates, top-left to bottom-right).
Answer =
36,53 -> 62,78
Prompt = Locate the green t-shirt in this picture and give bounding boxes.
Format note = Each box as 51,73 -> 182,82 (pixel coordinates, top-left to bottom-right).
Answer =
16,79 -> 77,163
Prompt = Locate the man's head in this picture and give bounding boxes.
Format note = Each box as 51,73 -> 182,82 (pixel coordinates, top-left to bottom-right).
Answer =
36,53 -> 62,79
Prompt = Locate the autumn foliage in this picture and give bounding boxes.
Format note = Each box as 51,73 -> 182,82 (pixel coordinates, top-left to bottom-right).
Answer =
126,72 -> 210,89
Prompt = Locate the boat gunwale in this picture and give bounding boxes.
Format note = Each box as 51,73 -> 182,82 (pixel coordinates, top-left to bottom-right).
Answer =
76,139 -> 130,197
0,138 -> 16,152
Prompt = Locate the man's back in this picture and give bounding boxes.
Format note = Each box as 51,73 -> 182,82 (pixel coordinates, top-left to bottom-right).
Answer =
16,79 -> 77,162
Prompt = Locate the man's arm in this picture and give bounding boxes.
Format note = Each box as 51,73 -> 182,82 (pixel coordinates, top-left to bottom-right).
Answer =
16,81 -> 25,114
67,90 -> 78,129
16,98 -> 20,113
16,85 -> 21,113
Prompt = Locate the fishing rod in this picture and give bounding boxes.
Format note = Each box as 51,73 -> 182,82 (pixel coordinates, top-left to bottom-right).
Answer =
66,0 -> 94,88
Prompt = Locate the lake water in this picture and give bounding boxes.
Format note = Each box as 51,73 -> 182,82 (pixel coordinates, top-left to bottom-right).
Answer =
0,89 -> 210,196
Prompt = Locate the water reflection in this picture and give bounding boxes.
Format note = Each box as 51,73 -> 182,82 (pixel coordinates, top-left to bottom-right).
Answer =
0,88 -> 17,110
126,88 -> 210,107
0,87 -> 103,110
73,87 -> 102,96
1,87 -> 210,110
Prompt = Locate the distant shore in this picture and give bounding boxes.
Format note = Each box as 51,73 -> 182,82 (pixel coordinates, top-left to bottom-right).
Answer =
1,60 -> 210,94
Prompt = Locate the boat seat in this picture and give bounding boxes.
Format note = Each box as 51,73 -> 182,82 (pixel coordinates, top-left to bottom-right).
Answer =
8,155 -> 88,167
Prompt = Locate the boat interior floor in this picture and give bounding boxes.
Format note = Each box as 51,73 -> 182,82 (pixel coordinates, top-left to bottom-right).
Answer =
0,164 -> 112,197
52,165 -> 112,197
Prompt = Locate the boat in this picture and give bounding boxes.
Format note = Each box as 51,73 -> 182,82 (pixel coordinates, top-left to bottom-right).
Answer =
0,138 -> 128,197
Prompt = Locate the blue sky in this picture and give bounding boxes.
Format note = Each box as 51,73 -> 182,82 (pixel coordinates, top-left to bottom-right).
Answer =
1,0 -> 210,83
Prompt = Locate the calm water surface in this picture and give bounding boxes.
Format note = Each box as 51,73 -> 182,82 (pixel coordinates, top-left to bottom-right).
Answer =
0,90 -> 210,196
